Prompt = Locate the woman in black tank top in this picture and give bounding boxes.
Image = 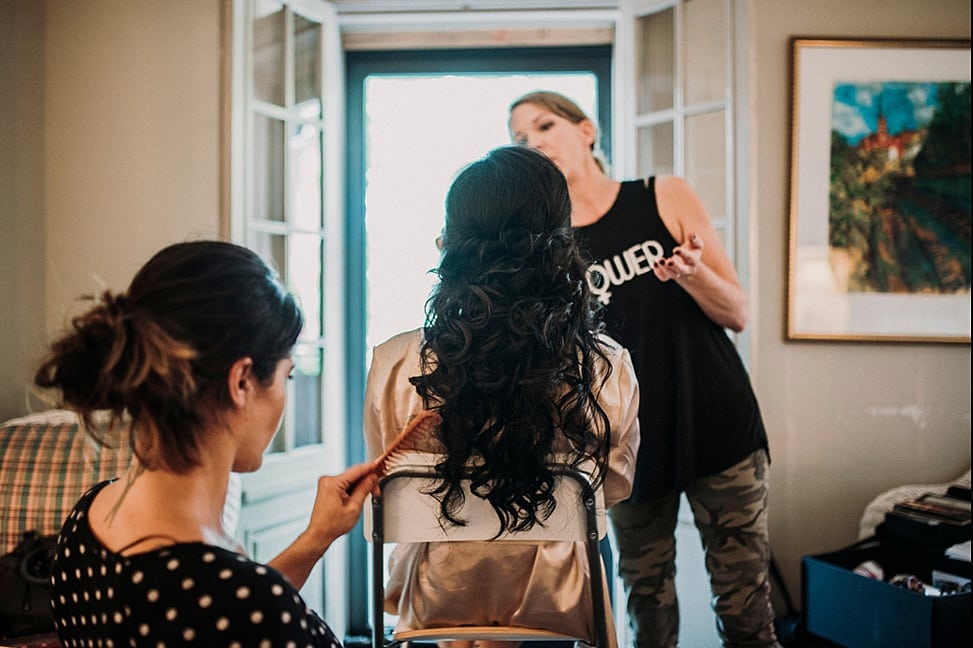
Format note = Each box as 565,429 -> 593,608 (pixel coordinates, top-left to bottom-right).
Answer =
508,91 -> 779,648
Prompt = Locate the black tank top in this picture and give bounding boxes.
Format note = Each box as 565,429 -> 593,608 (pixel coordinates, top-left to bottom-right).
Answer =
575,179 -> 768,500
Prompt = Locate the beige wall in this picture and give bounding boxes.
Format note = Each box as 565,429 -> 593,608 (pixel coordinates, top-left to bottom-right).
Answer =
1,0 -> 221,421
0,0 -> 47,420
43,0 -> 223,336
748,0 -> 971,599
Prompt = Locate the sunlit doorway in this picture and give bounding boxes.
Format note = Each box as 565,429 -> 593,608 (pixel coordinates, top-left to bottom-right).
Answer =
344,44 -> 612,454
343,45 -> 612,637
363,73 -> 599,349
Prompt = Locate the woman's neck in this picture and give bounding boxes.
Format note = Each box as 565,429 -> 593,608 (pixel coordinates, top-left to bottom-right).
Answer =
568,167 -> 621,227
90,443 -> 235,553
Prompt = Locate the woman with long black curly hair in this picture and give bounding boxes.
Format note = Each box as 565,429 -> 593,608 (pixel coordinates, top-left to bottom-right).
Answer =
363,146 -> 640,648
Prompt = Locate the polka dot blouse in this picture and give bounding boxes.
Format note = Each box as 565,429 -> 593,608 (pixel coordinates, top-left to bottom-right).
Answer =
51,480 -> 342,648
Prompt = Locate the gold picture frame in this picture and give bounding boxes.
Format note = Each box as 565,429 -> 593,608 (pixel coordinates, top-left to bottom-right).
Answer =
786,37 -> 971,343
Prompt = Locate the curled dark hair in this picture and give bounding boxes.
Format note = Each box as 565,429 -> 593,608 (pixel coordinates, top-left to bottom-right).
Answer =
34,240 -> 303,472
411,146 -> 611,534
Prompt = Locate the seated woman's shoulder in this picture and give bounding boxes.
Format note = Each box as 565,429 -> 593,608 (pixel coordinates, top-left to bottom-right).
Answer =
595,332 -> 627,357
374,328 -> 423,354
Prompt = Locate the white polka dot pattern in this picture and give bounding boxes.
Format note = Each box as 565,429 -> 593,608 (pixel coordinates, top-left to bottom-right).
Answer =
50,481 -> 342,648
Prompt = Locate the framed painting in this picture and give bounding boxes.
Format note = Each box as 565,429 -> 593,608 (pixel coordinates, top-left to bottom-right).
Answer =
787,37 -> 971,343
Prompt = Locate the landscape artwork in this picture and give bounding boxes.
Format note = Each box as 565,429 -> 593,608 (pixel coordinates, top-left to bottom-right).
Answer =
827,81 -> 971,295
787,38 -> 971,342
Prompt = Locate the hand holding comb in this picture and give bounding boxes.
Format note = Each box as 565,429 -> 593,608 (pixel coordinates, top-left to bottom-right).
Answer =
371,409 -> 442,478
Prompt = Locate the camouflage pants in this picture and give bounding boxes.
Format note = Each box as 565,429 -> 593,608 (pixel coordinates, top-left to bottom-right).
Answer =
607,450 -> 778,648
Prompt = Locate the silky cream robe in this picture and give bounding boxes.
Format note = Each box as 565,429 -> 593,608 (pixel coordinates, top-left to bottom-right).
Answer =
363,329 -> 641,646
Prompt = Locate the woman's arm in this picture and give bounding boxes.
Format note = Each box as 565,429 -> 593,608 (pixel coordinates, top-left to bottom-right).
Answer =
271,337 -> 409,589
653,175 -> 749,332
362,331 -> 429,460
267,463 -> 377,589
363,349 -> 388,461
600,341 -> 641,508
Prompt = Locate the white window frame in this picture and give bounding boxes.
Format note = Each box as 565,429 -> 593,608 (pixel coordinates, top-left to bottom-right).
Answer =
226,0 -> 350,633
228,0 -> 346,465
617,0 -> 752,359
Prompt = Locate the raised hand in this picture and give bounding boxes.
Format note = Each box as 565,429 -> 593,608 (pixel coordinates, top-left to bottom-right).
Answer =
653,232 -> 703,282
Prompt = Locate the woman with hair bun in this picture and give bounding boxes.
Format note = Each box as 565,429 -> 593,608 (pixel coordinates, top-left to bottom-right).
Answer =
35,240 -> 378,647
363,146 -> 641,648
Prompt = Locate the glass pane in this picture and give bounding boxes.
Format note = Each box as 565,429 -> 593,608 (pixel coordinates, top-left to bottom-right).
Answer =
268,424 -> 285,453
253,114 -> 285,222
637,122 -> 674,178
248,234 -> 323,450
250,232 -> 287,280
288,234 -> 323,342
683,0 -> 726,106
252,0 -> 285,106
290,123 -> 322,231
294,13 -> 321,114
362,74 -> 600,351
637,8 -> 674,114
297,98 -> 323,122
249,239 -> 322,452
684,110 -> 726,221
292,344 -> 322,448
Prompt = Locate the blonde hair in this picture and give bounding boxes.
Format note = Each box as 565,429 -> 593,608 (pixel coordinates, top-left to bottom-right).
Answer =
509,90 -> 609,174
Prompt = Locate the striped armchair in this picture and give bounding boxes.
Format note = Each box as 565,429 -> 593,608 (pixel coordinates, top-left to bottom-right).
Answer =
0,410 -> 241,555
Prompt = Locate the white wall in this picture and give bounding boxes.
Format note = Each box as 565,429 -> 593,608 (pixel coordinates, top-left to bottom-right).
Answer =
748,0 -> 971,601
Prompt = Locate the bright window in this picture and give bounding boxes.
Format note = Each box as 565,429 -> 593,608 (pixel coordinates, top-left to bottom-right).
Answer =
363,74 -> 599,350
